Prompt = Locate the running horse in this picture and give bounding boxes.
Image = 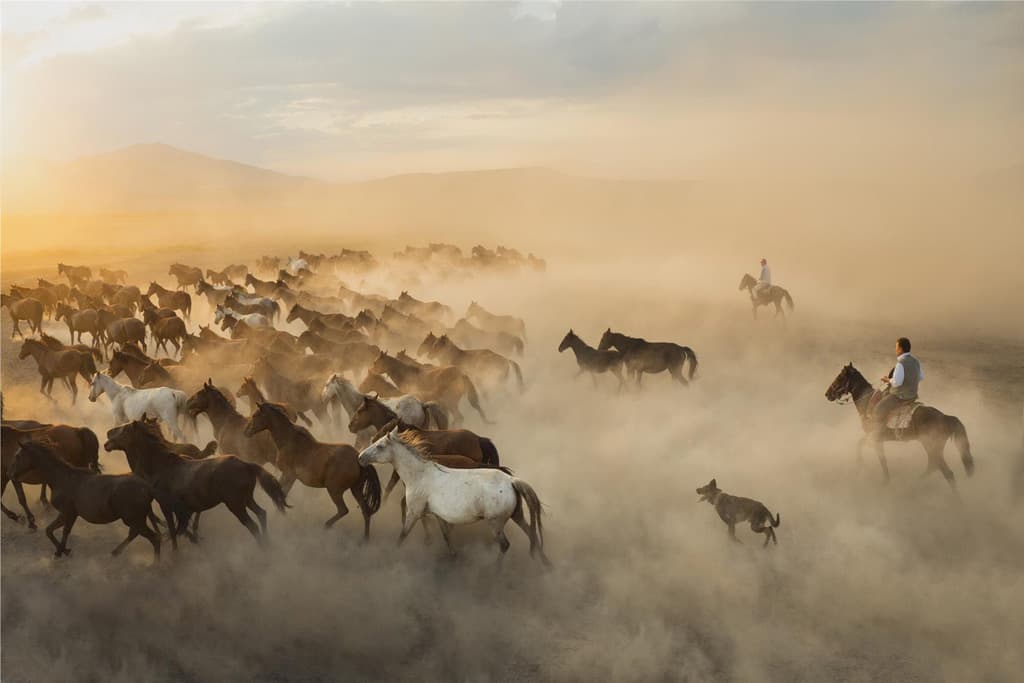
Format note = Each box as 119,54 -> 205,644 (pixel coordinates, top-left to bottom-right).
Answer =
597,329 -> 698,387
825,363 -> 974,490
738,273 -> 794,320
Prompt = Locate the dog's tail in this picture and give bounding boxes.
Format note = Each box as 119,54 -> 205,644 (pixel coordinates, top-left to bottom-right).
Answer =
771,512 -> 781,527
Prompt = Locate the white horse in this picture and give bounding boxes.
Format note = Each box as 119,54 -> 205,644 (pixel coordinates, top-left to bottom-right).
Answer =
88,373 -> 190,441
358,427 -> 550,564
286,257 -> 309,275
214,306 -> 271,330
321,374 -> 448,440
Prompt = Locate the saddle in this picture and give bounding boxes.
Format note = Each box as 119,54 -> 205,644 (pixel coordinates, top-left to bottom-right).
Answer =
864,392 -> 922,433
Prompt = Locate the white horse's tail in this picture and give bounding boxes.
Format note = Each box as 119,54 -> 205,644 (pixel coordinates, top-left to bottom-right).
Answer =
512,479 -> 551,566
175,390 -> 194,436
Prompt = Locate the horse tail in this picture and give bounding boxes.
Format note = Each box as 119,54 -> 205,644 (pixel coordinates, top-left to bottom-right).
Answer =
771,512 -> 781,527
510,360 -> 525,393
359,464 -> 382,515
296,411 -> 314,427
199,440 -> 218,458
512,336 -> 524,357
682,346 -> 698,380
480,437 -> 500,466
947,416 -> 975,477
782,289 -> 794,311
254,466 -> 290,512
78,427 -> 101,471
512,479 -> 548,564
183,294 -> 192,320
272,301 -> 281,324
497,465 -> 514,476
463,375 -> 493,424
425,402 -> 449,430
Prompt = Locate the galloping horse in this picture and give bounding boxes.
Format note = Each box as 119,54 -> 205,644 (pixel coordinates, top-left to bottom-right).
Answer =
738,273 -> 794,320
825,363 -> 974,490
369,351 -> 490,425
359,427 -> 549,564
186,381 -> 279,467
146,282 -> 192,320
598,329 -> 698,387
244,403 -> 382,538
88,373 -> 190,441
19,338 -> 96,403
558,329 -> 625,390
420,333 -> 524,393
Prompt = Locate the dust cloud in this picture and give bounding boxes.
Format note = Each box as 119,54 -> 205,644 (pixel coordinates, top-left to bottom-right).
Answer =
2,245 -> 1023,682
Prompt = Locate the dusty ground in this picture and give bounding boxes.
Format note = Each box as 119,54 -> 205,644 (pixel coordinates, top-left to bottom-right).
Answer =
2,250 -> 1023,683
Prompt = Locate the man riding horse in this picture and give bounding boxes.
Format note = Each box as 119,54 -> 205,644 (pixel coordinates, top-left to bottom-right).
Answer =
754,258 -> 771,300
870,337 -> 922,436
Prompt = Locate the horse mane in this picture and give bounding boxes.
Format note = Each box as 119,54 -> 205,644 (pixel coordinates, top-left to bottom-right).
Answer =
396,430 -> 433,459
262,402 -> 317,442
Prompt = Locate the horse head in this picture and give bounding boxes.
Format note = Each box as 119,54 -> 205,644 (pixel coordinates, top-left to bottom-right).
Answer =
558,329 -> 577,352
597,328 -> 615,351
825,363 -> 859,401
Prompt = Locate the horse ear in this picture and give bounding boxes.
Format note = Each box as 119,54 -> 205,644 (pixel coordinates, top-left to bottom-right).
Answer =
710,478 -> 716,488
389,424 -> 400,437
605,327 -> 611,333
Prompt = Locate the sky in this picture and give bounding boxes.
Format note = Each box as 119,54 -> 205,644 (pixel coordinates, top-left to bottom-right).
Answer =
2,1 -> 1023,180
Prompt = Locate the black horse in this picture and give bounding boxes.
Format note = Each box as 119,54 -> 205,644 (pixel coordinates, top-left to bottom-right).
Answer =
825,363 -> 974,490
597,329 -> 697,387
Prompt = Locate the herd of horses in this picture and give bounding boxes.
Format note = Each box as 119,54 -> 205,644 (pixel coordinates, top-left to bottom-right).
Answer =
2,249 -> 548,564
0,246 -> 976,566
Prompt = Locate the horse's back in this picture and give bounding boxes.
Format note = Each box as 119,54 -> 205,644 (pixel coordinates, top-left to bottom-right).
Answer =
421,466 -> 517,523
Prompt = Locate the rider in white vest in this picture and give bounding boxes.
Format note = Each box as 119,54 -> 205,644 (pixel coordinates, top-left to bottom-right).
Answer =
753,258 -> 771,299
871,337 -> 923,434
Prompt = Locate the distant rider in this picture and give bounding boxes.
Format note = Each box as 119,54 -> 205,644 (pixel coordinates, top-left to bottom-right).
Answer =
753,258 -> 771,299
871,337 -> 923,434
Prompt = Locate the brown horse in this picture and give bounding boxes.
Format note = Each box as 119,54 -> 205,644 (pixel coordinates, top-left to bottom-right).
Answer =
98,268 -> 128,285
738,273 -> 795,320
2,423 -> 100,529
421,333 -> 524,393
1,295 -> 43,337
18,338 -> 95,402
9,440 -> 161,561
370,351 -> 490,425
825,363 -> 974,490
466,301 -> 527,341
237,376 -> 314,426
103,317 -> 147,353
146,282 -> 192,320
395,291 -> 452,324
187,381 -> 278,467
10,285 -> 58,318
598,329 -> 698,387
55,303 -> 102,347
244,402 -> 381,538
447,318 -> 524,357
558,329 -> 625,390
149,316 -> 188,357
359,373 -> 403,399
168,263 -> 203,290
105,420 -> 288,548
58,263 -> 92,287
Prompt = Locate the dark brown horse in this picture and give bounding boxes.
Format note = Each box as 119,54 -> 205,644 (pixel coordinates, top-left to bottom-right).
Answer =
146,282 -> 192,320
558,329 -> 625,390
187,381 -> 279,467
738,273 -> 795,320
2,423 -> 100,529
349,399 -> 500,501
244,402 -> 381,538
598,329 -> 698,387
370,351 -> 490,425
105,420 -> 288,548
825,363 -> 974,490
9,440 -> 161,561
236,376 -> 315,426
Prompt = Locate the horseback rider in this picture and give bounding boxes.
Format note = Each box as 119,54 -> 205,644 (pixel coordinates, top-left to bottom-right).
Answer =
754,258 -> 771,299
871,337 -> 923,434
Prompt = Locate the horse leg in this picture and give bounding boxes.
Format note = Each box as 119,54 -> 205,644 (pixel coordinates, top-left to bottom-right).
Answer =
44,513 -> 67,556
350,484 -> 374,541
873,439 -> 891,484
227,500 -> 263,546
277,471 -> 297,496
436,519 -> 457,557
856,436 -> 867,467
384,469 -> 401,503
3,474 -> 35,529
111,526 -> 139,556
39,482 -> 50,509
158,500 -> 180,550
398,500 -> 425,546
488,518 -> 511,562
728,522 -> 742,544
324,487 -> 349,529
68,375 -> 78,404
136,519 -> 161,561
55,512 -> 78,556
247,497 -> 268,537
923,439 -> 957,492
669,365 -> 689,387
